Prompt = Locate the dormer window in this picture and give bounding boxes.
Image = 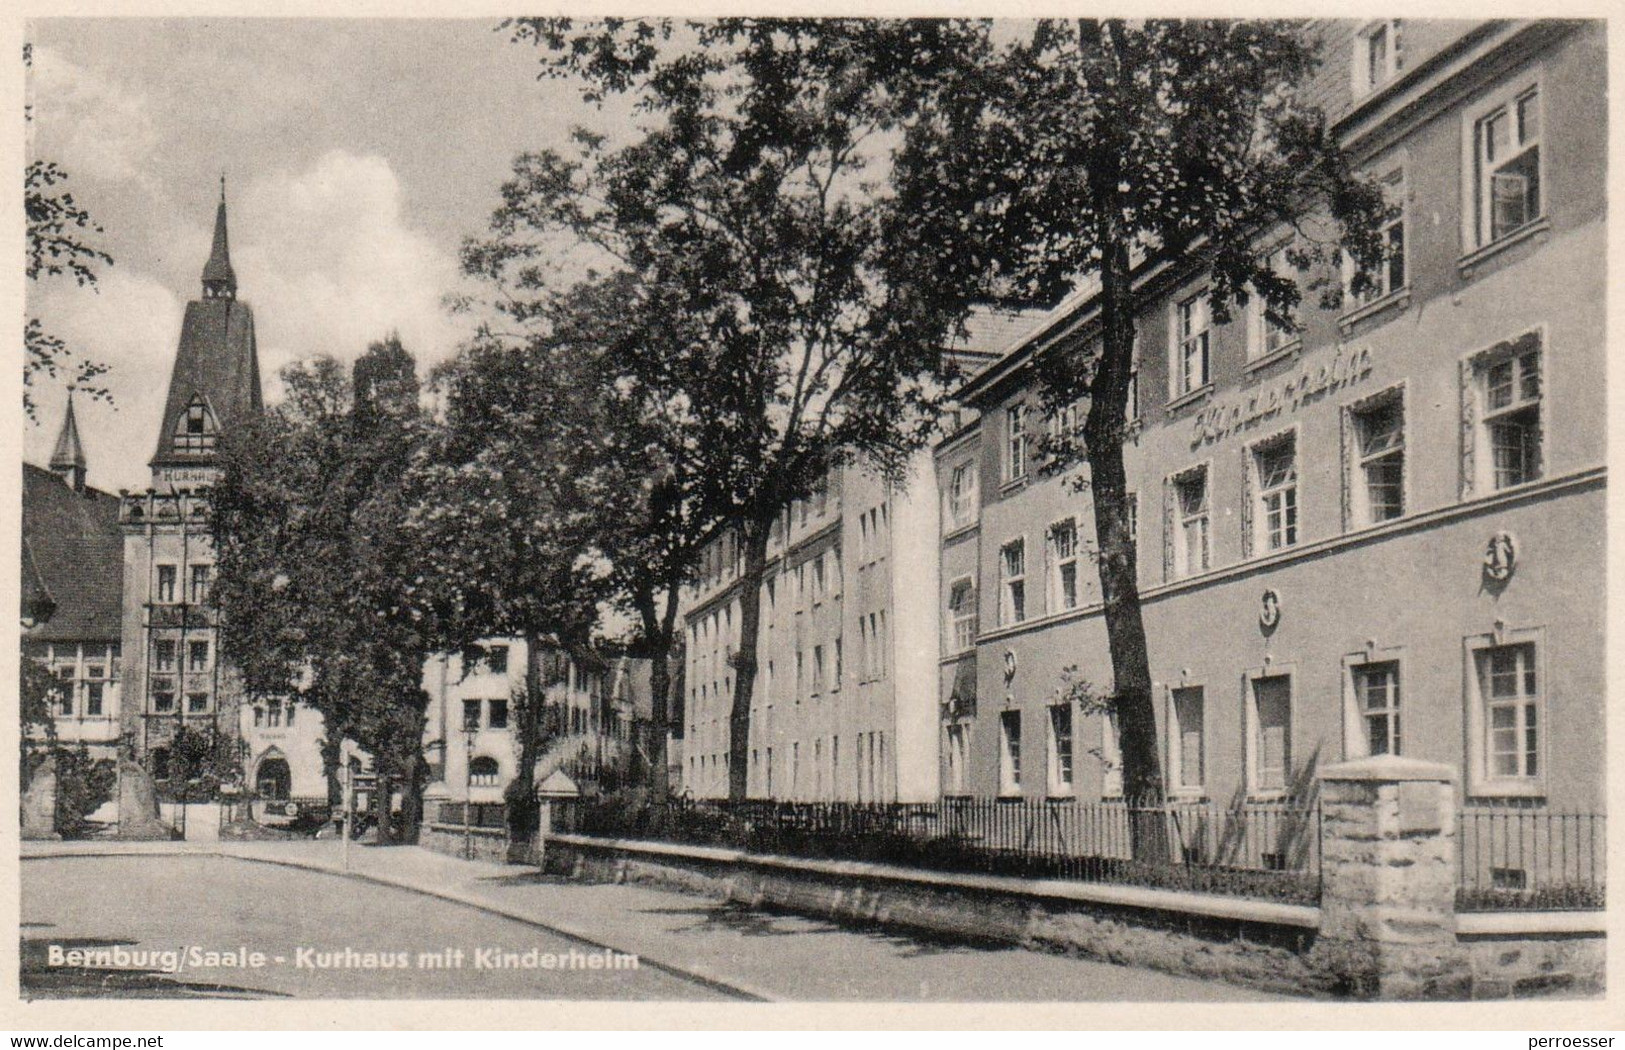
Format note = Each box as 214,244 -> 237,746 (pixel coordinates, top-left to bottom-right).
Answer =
175,399 -> 218,452
1355,21 -> 1403,97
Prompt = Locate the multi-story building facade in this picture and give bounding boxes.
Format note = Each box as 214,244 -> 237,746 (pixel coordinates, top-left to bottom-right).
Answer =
679,319 -> 1027,803
21,399 -> 124,755
422,641 -> 650,805
117,188 -> 326,801
939,20 -> 1605,810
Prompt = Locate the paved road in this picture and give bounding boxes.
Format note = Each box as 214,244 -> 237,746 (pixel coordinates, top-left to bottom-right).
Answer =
21,843 -> 1281,1001
21,855 -> 727,1000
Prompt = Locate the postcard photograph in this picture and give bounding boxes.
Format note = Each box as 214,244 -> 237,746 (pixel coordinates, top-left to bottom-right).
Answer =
14,11 -> 1612,1018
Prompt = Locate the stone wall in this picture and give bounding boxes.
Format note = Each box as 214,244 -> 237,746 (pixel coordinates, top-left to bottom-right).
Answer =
545,835 -> 1332,999
420,821 -> 506,864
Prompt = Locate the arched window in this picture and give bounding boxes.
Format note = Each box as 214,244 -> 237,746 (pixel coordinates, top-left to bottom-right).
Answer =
173,398 -> 218,452
468,756 -> 500,787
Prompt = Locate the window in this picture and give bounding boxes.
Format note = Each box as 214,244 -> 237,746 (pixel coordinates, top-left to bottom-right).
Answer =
833,637 -> 843,690
796,649 -> 805,696
1249,675 -> 1292,794
1172,293 -> 1211,397
189,564 -> 212,604
999,539 -> 1027,625
1125,493 -> 1139,548
1047,704 -> 1073,795
174,398 -> 218,452
1349,169 -> 1408,304
85,681 -> 104,716
488,699 -> 509,729
1254,436 -> 1299,552
156,565 -> 177,604
998,710 -> 1022,796
1355,20 -> 1403,95
1481,340 -> 1543,490
154,640 -> 177,672
1355,662 -> 1401,756
286,704 -> 296,726
152,691 -> 175,714
944,724 -> 968,796
185,640 -> 208,672
1100,710 -> 1122,798
947,578 -> 977,653
1249,246 -> 1297,360
57,687 -> 73,717
1170,687 -> 1205,793
946,461 -> 979,531
1471,83 -> 1542,249
1351,395 -> 1405,524
812,555 -> 826,603
187,692 -> 208,714
1047,519 -> 1079,612
469,756 -> 500,787
266,699 -> 283,727
253,705 -> 264,728
812,644 -> 826,693
486,645 -> 509,674
462,699 -> 481,732
1479,643 -> 1539,781
1005,405 -> 1028,481
1172,469 -> 1210,578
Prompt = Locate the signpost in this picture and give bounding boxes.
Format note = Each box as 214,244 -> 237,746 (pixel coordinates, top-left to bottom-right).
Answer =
341,761 -> 352,872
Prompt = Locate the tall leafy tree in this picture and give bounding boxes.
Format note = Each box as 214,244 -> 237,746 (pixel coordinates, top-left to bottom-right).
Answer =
899,19 -> 1386,818
409,315 -> 627,837
493,17 -> 1002,800
24,44 -> 112,421
212,337 -> 436,841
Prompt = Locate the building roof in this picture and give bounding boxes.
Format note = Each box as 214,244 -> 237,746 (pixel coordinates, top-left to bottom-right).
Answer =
151,190 -> 263,469
949,308 -> 1052,357
21,463 -> 123,643
201,182 -> 238,297
49,394 -> 86,471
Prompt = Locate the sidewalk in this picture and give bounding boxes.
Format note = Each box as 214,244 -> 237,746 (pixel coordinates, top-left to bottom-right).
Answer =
23,838 -> 1283,1002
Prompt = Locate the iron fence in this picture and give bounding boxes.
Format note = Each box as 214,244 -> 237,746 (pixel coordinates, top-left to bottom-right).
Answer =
1457,804 -> 1605,911
435,801 -> 508,829
550,795 -> 1322,905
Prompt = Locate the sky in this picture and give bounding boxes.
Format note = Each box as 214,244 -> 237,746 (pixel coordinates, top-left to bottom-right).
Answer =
24,18 -> 638,493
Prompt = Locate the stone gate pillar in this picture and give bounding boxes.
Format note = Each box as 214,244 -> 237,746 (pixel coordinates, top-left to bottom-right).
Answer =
1315,755 -> 1466,999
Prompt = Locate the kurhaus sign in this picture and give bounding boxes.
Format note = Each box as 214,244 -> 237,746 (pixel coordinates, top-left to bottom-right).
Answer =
1191,344 -> 1375,447
153,466 -> 219,487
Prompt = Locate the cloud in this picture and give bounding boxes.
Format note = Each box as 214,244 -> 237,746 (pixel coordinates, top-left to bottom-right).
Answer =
24,150 -> 468,492
25,269 -> 186,494
27,45 -> 159,190
236,150 -> 467,388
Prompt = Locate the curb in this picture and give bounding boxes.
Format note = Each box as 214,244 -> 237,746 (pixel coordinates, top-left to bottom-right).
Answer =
23,847 -> 773,1002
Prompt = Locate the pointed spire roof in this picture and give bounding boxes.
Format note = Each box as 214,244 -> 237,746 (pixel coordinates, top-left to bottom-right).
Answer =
50,393 -> 86,471
201,175 -> 237,299
152,183 -> 263,472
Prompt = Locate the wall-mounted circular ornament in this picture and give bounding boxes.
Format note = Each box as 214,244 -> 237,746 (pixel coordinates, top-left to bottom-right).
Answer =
1483,531 -> 1517,583
1259,588 -> 1282,631
1002,648 -> 1018,684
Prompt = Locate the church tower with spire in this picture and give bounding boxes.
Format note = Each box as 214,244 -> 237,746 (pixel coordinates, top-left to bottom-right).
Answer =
118,183 -> 275,800
50,391 -> 88,493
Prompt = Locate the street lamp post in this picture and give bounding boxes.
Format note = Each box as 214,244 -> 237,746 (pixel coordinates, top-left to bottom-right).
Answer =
463,719 -> 475,861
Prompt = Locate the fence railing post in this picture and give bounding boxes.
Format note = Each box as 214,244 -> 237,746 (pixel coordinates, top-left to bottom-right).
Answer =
1315,755 -> 1464,999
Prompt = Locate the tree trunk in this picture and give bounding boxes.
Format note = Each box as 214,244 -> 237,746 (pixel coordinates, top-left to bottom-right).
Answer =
505,632 -> 545,842
1085,228 -> 1168,861
726,515 -> 773,802
634,579 -> 681,804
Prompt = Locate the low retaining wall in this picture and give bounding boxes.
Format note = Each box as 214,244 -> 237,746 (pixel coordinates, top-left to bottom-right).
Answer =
1456,913 -> 1606,998
421,821 -> 507,863
541,832 -> 1334,998
538,832 -> 1604,1000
